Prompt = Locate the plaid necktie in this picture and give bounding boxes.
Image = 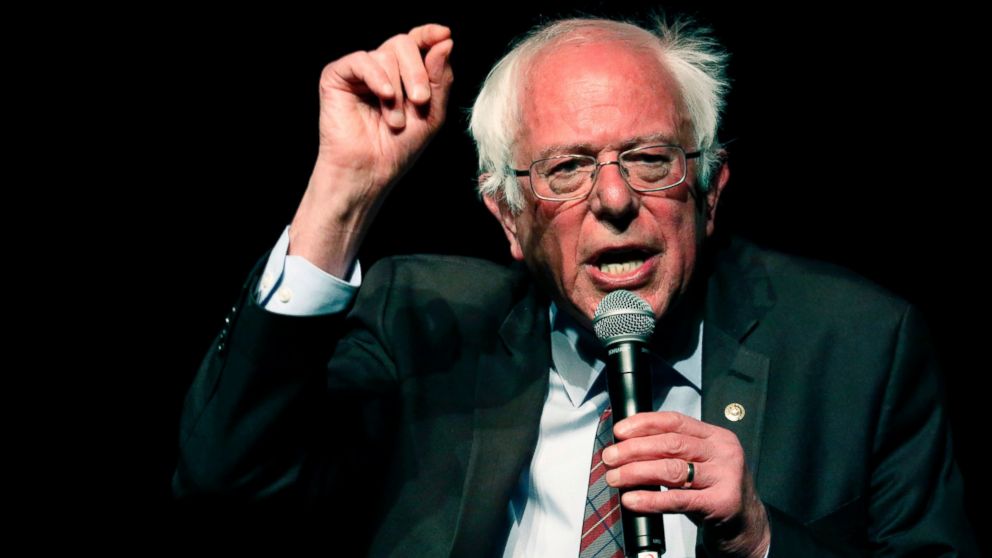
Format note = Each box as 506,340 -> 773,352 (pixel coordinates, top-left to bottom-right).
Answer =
578,407 -> 624,558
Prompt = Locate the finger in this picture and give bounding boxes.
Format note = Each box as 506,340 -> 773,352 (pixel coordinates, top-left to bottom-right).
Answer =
323,51 -> 396,101
382,33 -> 432,105
621,486 -> 709,515
614,411 -> 715,441
424,38 -> 454,108
602,433 -> 710,467
606,458 -> 711,490
369,50 -> 406,128
407,23 -> 452,50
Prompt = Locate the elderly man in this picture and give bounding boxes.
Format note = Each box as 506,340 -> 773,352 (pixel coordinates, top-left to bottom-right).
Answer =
173,16 -> 975,557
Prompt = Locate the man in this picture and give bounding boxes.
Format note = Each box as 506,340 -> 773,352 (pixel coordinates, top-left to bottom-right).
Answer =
173,15 -> 976,557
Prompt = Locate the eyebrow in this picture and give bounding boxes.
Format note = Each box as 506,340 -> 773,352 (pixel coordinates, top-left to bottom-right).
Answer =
533,132 -> 680,160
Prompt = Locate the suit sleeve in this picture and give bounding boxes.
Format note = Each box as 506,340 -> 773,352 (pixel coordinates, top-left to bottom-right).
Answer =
863,305 -> 977,555
172,254 -> 401,502
765,305 -> 978,557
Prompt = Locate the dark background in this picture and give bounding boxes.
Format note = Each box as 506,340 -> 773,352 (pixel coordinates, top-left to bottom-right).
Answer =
88,1 -> 984,545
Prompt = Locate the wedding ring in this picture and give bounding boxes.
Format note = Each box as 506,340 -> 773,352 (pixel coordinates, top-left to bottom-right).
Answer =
684,462 -> 696,488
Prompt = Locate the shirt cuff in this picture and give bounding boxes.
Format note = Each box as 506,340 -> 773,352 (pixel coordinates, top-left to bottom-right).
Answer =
256,225 -> 361,316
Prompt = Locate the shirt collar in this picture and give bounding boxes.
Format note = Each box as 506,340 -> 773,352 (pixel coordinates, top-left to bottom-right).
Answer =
549,302 -> 703,408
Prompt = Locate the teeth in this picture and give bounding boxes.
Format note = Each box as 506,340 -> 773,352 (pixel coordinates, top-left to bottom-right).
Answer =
599,260 -> 645,274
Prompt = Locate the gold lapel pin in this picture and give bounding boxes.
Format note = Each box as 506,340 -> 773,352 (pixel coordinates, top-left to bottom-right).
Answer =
724,403 -> 745,422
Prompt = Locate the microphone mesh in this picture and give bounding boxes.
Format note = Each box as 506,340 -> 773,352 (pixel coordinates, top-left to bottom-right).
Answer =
593,290 -> 655,344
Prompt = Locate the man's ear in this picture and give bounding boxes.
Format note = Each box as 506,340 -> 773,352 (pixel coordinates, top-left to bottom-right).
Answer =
480,174 -> 525,261
703,153 -> 730,237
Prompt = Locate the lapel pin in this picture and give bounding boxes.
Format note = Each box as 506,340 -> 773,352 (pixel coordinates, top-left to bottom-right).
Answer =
724,403 -> 745,422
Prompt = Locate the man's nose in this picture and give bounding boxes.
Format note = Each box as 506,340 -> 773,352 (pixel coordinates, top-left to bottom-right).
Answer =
588,161 -> 640,229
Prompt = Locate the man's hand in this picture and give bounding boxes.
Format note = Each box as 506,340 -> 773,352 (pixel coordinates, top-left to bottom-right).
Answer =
289,24 -> 454,276
603,411 -> 771,558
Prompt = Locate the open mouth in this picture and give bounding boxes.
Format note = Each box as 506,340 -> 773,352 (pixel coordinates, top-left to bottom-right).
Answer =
593,249 -> 653,276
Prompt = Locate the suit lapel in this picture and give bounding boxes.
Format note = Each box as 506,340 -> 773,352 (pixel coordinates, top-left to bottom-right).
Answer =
449,280 -> 551,557
694,239 -> 775,554
701,326 -> 769,475
701,237 -> 776,480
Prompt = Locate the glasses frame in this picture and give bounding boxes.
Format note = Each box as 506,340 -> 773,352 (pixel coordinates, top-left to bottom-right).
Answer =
512,144 -> 702,202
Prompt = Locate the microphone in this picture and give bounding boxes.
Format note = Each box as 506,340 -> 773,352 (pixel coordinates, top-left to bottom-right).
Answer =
593,290 -> 665,558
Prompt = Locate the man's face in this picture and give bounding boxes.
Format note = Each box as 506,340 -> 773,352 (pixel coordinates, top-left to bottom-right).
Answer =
486,39 -> 727,326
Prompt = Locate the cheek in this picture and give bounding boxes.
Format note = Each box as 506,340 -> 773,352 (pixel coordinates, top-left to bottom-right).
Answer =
646,197 -> 705,281
530,201 -> 585,261
528,217 -> 591,304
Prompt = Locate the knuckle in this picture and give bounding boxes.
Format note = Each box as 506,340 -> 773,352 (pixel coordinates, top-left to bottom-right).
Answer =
370,50 -> 395,69
383,33 -> 406,47
320,59 -> 344,80
669,491 -> 695,513
630,414 -> 650,433
390,33 -> 415,51
663,459 -> 684,482
661,434 -> 686,455
659,411 -> 683,431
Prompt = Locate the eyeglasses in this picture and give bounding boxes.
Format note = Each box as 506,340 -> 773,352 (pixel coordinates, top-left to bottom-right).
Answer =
513,145 -> 701,202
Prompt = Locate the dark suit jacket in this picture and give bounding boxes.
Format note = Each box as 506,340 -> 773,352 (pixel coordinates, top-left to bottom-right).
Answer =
174,236 -> 976,556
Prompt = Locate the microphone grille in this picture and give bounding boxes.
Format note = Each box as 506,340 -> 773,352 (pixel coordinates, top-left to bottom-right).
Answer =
593,290 -> 655,345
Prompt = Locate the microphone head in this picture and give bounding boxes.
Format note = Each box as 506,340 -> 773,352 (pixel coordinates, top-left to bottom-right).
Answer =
593,290 -> 656,346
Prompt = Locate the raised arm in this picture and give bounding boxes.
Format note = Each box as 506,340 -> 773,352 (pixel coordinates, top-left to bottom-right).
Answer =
174,25 -> 454,502
289,24 -> 454,277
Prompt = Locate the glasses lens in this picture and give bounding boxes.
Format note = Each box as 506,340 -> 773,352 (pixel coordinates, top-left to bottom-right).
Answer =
532,156 -> 597,199
620,146 -> 685,190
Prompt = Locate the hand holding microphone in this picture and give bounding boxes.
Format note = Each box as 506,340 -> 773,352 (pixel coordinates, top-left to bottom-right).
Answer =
594,291 -> 770,558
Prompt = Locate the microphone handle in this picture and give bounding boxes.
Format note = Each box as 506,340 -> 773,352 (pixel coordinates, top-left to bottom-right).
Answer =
605,341 -> 665,558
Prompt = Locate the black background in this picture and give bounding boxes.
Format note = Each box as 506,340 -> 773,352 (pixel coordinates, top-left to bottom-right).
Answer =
86,1 -> 985,545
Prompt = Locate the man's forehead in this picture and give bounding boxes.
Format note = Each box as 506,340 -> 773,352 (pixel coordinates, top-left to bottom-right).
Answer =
526,37 -> 667,82
515,39 -> 688,157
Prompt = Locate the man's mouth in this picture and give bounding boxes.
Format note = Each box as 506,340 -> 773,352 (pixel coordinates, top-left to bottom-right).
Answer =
592,249 -> 654,276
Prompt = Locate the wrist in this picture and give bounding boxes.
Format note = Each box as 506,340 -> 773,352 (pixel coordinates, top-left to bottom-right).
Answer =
288,160 -> 383,277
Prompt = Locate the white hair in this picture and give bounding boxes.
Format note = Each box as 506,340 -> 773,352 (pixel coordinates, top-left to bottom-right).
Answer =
469,16 -> 730,213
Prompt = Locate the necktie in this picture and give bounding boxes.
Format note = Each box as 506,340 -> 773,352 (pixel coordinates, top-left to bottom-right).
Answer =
578,407 -> 624,558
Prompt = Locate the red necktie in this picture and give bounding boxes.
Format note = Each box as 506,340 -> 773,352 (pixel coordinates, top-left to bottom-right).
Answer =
578,407 -> 624,558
